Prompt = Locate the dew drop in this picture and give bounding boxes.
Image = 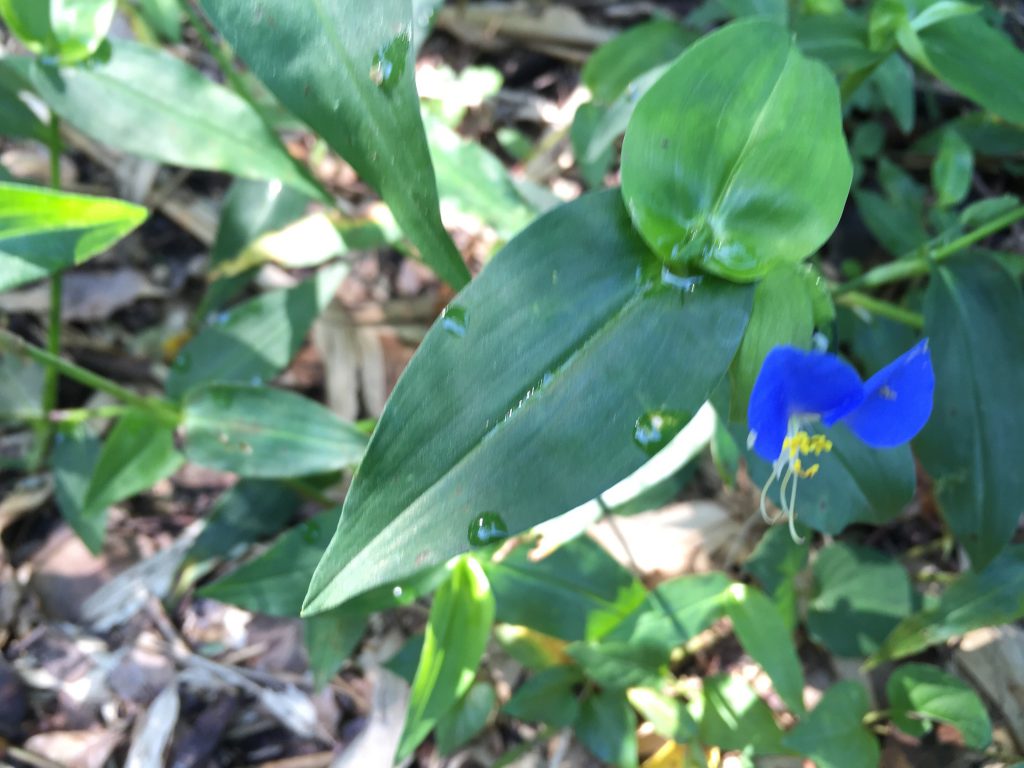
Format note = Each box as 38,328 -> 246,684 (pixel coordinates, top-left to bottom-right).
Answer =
660,266 -> 702,293
440,304 -> 468,337
468,512 -> 509,546
392,585 -> 404,598
368,32 -> 410,93
633,410 -> 691,456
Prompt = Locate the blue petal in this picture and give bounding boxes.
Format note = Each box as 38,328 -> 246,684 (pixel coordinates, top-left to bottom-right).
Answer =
842,339 -> 934,448
748,346 -> 864,460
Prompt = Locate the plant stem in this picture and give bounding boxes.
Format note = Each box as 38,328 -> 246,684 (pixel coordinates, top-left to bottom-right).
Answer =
836,205 -> 1024,295
834,291 -> 925,329
41,114 -> 63,451
1,404 -> 133,425
178,0 -> 330,203
0,328 -> 181,425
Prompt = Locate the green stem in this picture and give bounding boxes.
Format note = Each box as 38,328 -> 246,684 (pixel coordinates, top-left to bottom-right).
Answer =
2,404 -> 134,426
41,114 -> 63,431
178,0 -> 330,203
0,328 -> 181,425
835,291 -> 925,329
836,205 -> 1024,295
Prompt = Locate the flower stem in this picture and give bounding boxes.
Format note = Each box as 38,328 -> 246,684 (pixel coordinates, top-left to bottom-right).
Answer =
836,205 -> 1024,295
834,291 -> 925,329
37,113 -> 64,465
0,328 -> 181,426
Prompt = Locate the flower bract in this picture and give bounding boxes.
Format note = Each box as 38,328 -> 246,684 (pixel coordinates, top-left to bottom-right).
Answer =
747,340 -> 934,542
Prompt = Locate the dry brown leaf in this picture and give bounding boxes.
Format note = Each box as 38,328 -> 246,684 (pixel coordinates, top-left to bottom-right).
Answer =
23,728 -> 122,768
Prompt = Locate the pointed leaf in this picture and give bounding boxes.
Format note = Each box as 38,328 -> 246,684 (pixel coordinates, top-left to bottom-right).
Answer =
199,0 -> 469,289
783,681 -> 879,768
0,181 -> 146,292
887,663 -> 992,749
304,191 -> 752,612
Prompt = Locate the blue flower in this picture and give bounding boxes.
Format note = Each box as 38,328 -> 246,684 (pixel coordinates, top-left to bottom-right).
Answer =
747,340 -> 934,542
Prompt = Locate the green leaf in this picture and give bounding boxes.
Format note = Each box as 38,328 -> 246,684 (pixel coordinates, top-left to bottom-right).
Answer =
504,666 -> 582,728
793,12 -> 878,75
576,688 -> 639,768
23,41 -> 321,198
0,1 -> 56,54
425,112 -> 536,241
83,410 -> 184,519
871,545 -> 1024,664
570,102 -> 614,189
782,681 -> 879,768
398,556 -> 495,760
729,265 -> 814,421
0,0 -> 115,63
582,64 -> 665,166
871,53 -> 915,134
744,525 -> 808,631
916,13 -> 1024,125
484,536 -> 646,643
200,0 -> 469,289
0,181 -> 147,292
914,112 -> 1024,158
854,188 -> 929,257
303,191 -> 752,613
181,384 -> 366,479
0,349 -> 45,418
887,663 -> 992,749
808,542 -> 915,657
198,179 -> 312,318
621,18 -> 852,281
718,0 -> 788,23
693,674 -> 783,755
605,572 -> 731,656
724,583 -> 805,714
167,263 -> 346,398
0,64 -> 48,141
53,430 -> 103,553
304,607 -> 367,689
567,640 -> 667,690
200,508 -> 342,616
138,0 -> 181,42
582,19 -> 696,104
932,130 -> 974,208
746,422 -> 916,535
626,687 -> 697,743
917,261 -> 1024,566
435,681 -> 495,755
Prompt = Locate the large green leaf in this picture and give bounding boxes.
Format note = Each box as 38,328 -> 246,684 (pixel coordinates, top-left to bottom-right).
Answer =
0,63 -> 48,141
303,191 -> 752,613
808,542 -> 915,657
782,681 -> 879,768
724,583 -> 805,714
435,681 -> 495,755
0,0 -> 115,63
887,663 -> 991,749
23,41 -> 321,197
52,430 -> 103,553
916,14 -> 1024,126
0,181 -> 146,292
870,545 -> 1024,664
181,384 -> 366,478
166,263 -> 346,398
917,260 -> 1024,566
620,18 -> 852,281
576,688 -> 639,768
693,674 -> 783,755
200,0 -> 469,289
503,666 -> 583,729
398,556 -> 495,760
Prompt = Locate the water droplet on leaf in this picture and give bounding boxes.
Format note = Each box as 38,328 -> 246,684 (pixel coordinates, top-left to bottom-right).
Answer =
440,304 -> 468,337
633,410 -> 691,455
468,513 -> 509,546
369,32 -> 410,93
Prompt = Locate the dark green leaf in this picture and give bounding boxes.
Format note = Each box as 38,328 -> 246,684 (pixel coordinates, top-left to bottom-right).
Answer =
24,42 -> 320,197
887,663 -> 991,749
570,103 -> 614,189
484,536 -> 646,642
871,53 -> 915,134
782,681 -> 879,768
582,19 -> 696,104
808,543 -> 915,657
304,191 -> 751,613
435,681 -> 495,755
917,14 -> 1024,125
913,112 -> 1024,158
0,181 -> 147,292
187,480 -> 300,565
724,583 -> 805,714
917,260 -> 1024,566
871,545 -> 1024,664
567,640 -> 667,690
694,674 -> 783,755
53,431 -> 103,553
398,557 -> 495,760
576,688 -> 638,768
504,666 -> 582,728
200,0 -> 469,289
304,607 -> 367,689
167,263 -> 345,398
854,188 -> 929,256
744,524 -> 808,631
729,265 -> 814,421
0,349 -> 45,418
718,0 -> 787,23
0,64 -> 48,141
83,411 -> 183,519
182,384 -> 366,478
200,508 -> 341,616
793,12 -> 878,75
932,130 -> 974,208
621,18 -> 852,281
198,179 -> 312,318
